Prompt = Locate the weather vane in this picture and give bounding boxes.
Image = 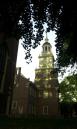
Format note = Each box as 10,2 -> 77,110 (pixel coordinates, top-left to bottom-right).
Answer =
45,31 -> 48,42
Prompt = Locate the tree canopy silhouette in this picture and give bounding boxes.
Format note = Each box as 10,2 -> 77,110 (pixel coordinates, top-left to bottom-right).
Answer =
0,0 -> 77,66
59,74 -> 77,102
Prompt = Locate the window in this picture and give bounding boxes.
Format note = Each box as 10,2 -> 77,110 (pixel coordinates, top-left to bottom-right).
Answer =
43,91 -> 53,98
39,92 -> 42,97
17,69 -> 19,75
56,93 -> 58,98
44,84 -> 51,88
12,101 -> 17,110
29,104 -> 31,114
16,83 -> 19,87
29,105 -> 36,115
32,105 -> 36,114
43,91 -> 48,98
43,106 -> 48,115
43,47 -> 44,52
25,84 -> 28,88
37,85 -> 40,88
49,92 -> 52,97
29,87 -> 32,96
48,84 -> 51,88
18,106 -> 23,114
48,47 -> 50,51
45,46 -> 47,52
45,84 -> 47,88
14,75 -> 16,85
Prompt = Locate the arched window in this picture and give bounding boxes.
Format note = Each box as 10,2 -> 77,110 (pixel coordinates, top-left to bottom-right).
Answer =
43,47 -> 44,52
45,46 -> 47,52
43,106 -> 48,115
48,46 -> 50,51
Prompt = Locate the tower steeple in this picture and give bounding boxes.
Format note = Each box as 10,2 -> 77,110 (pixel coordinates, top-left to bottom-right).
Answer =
39,33 -> 54,68
42,32 -> 52,54
35,33 -> 59,117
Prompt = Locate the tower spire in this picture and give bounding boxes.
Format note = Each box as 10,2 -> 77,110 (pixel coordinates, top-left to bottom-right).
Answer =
45,31 -> 48,42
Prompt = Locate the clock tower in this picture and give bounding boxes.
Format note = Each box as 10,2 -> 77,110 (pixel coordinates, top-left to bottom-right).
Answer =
35,34 -> 59,117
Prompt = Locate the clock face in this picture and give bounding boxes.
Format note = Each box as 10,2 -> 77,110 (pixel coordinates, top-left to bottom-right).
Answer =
39,73 -> 45,78
42,73 -> 47,78
36,72 -> 46,79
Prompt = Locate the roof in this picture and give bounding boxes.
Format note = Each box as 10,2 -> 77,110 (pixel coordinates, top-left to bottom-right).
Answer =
42,42 -> 52,47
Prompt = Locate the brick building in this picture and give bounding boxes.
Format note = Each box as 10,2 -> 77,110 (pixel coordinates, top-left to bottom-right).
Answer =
11,67 -> 38,116
11,34 -> 59,117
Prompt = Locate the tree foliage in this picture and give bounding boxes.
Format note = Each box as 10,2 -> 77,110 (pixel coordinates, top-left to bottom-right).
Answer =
59,74 -> 77,102
0,0 -> 77,65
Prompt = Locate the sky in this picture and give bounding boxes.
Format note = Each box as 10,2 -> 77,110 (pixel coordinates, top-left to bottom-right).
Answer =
16,30 -> 57,82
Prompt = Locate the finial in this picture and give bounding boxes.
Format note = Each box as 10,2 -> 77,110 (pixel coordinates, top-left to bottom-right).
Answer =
45,31 -> 48,42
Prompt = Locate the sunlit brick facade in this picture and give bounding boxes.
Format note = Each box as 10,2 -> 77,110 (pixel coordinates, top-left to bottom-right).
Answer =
35,35 -> 59,117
